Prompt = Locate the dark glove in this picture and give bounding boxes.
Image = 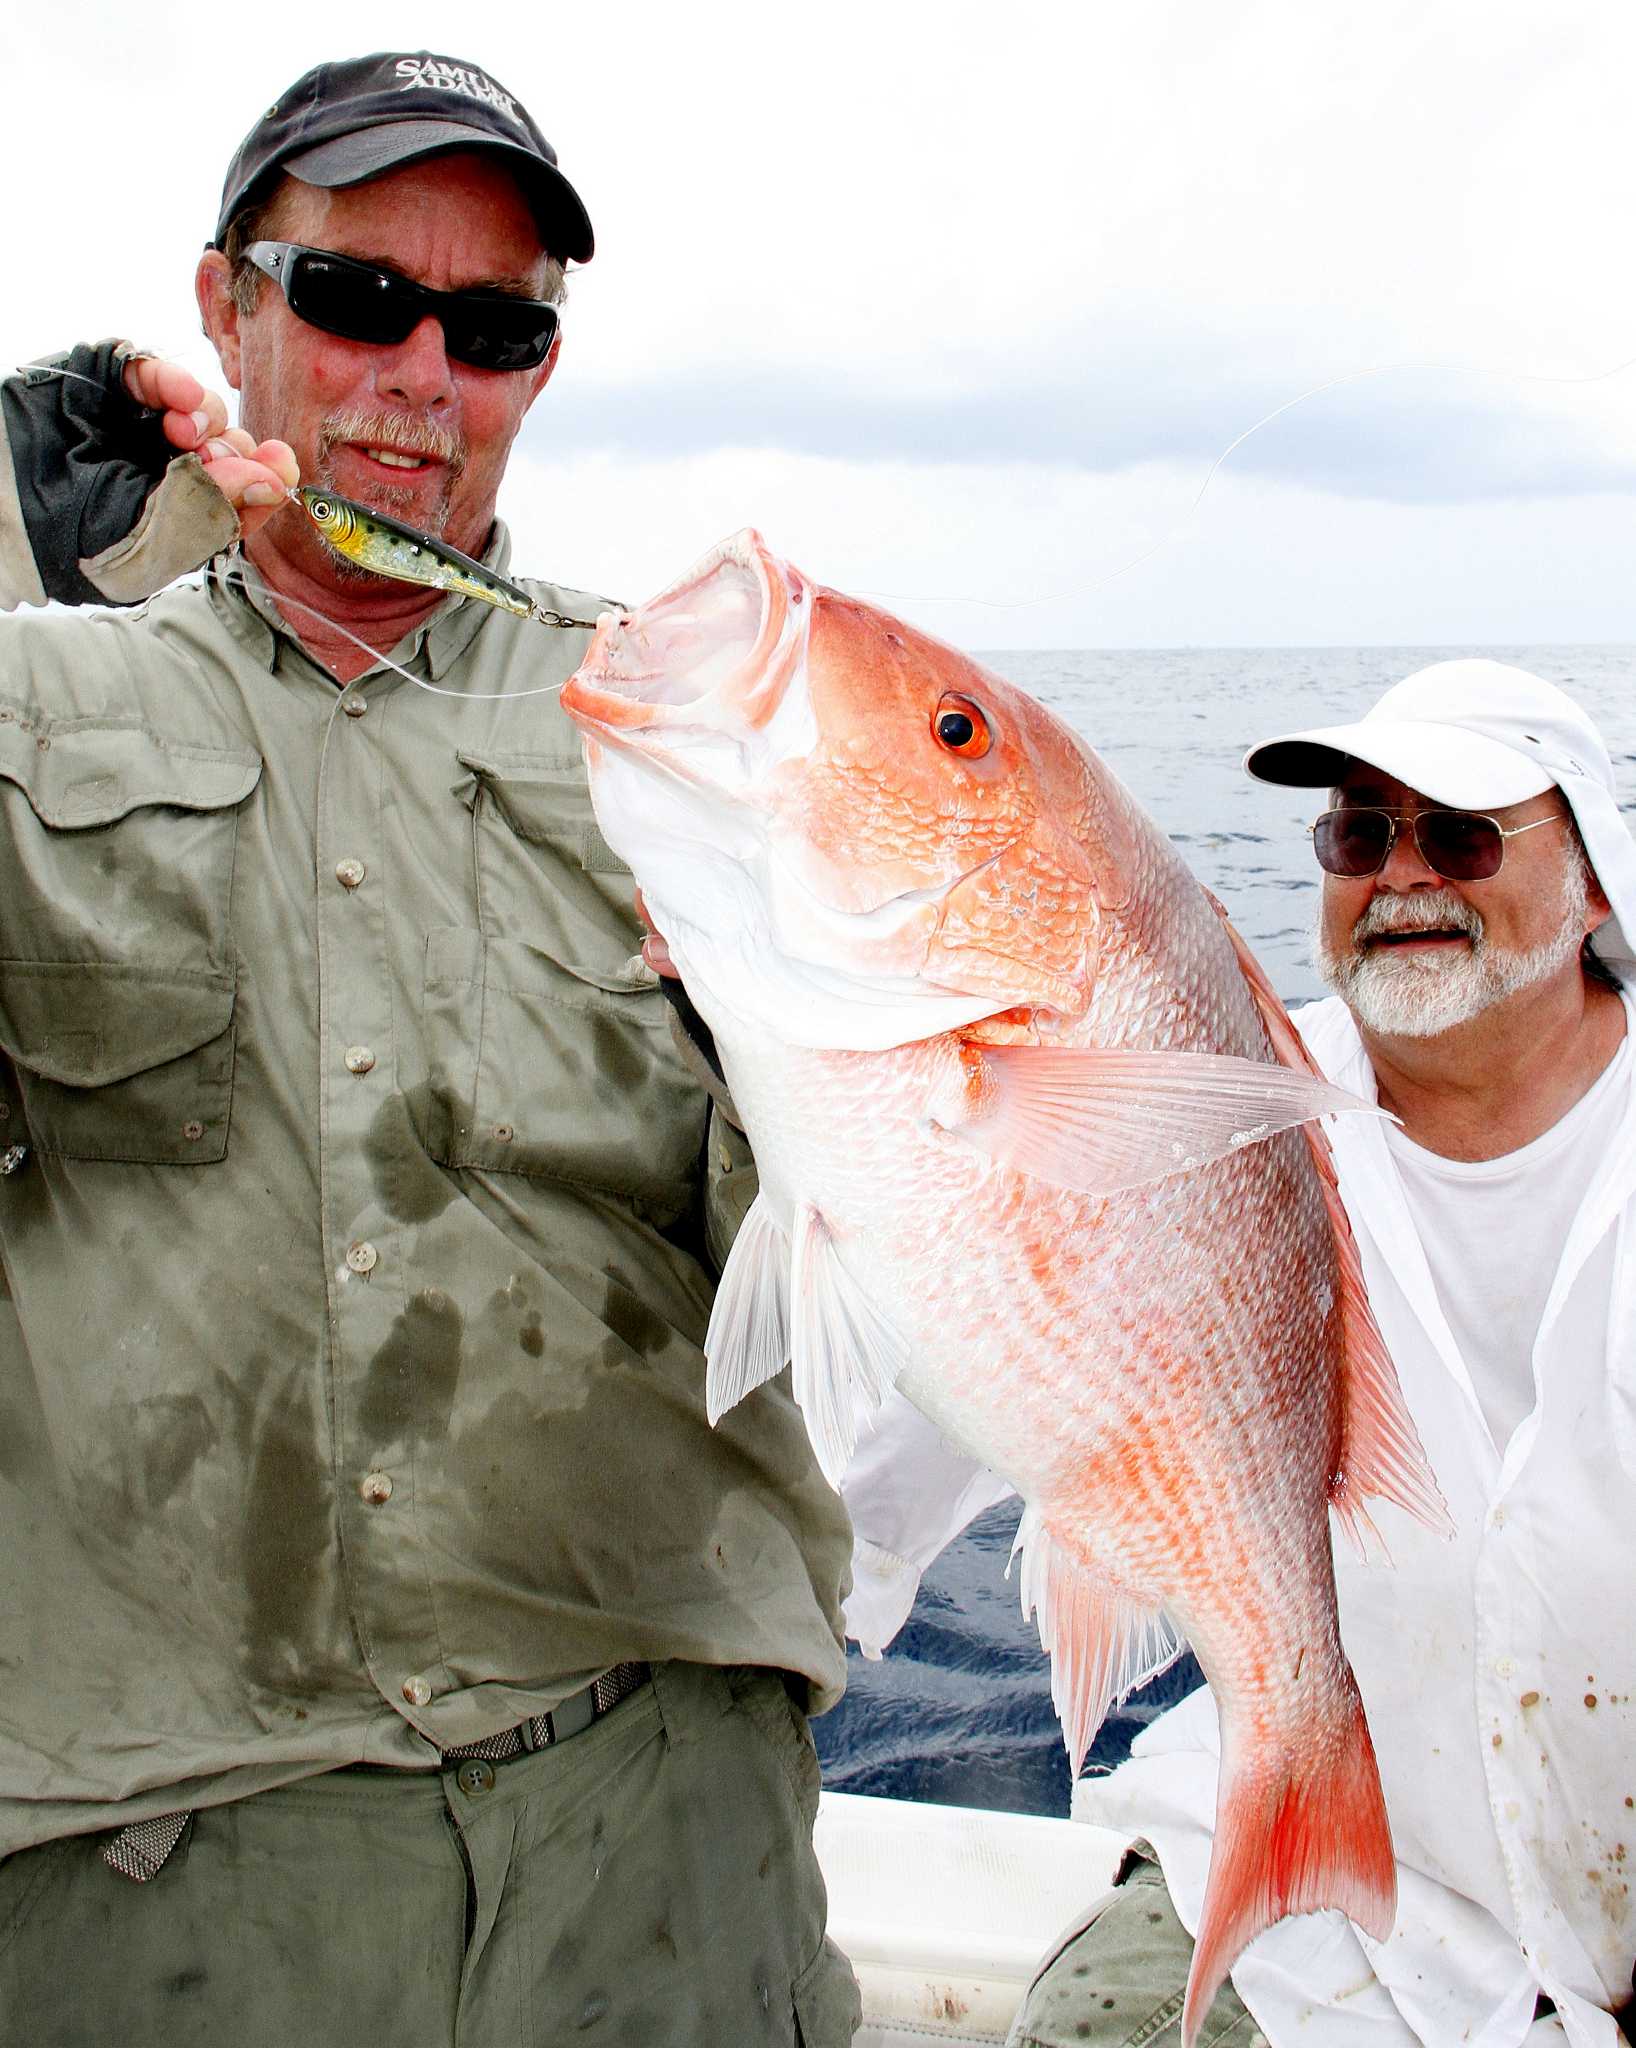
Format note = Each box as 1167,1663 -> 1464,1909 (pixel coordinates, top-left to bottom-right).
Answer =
1,341 -> 216,606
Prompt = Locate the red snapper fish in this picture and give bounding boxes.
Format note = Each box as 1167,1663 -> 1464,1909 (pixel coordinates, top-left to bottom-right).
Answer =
560,532 -> 1448,2042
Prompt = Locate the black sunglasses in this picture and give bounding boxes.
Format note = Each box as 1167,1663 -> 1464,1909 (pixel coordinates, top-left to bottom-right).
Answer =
244,242 -> 559,372
1310,806 -> 1568,883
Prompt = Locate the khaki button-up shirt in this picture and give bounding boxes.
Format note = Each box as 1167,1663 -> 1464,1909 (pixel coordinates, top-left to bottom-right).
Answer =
0,536 -> 849,1856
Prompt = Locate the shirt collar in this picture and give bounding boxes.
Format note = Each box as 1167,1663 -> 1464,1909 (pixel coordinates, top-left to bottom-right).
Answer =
205,519 -> 517,684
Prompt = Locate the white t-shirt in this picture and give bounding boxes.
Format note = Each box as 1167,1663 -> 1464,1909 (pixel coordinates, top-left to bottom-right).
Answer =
1383,1022 -> 1633,1449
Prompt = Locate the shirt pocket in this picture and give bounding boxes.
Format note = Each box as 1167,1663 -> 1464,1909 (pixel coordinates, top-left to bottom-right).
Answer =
420,751 -> 706,1219
0,712 -> 261,1164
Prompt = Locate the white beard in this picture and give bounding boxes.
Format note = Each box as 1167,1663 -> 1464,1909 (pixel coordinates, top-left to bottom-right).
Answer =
1312,864 -> 1589,1039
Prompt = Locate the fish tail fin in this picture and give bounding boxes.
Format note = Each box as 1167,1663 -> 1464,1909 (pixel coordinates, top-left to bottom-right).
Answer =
1011,1506 -> 1185,1776
1182,1693 -> 1395,2048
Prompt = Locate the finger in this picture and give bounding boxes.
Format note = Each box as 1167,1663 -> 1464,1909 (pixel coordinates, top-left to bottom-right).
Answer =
162,392 -> 231,454
123,356 -> 221,438
252,439 -> 300,491
197,452 -> 296,536
199,427 -> 257,460
122,353 -> 204,415
641,931 -> 679,979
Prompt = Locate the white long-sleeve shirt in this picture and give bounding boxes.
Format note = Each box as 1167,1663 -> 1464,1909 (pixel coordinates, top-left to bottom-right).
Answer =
841,992 -> 1636,2046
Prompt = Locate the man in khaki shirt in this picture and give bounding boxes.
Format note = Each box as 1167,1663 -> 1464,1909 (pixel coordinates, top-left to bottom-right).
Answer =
0,49 -> 859,2048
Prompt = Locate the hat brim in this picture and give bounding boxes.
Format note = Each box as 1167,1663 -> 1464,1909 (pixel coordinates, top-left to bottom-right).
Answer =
285,120 -> 594,262
1243,719 -> 1554,810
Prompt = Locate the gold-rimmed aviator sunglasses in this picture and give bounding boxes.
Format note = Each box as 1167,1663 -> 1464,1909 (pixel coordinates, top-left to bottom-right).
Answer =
1309,806 -> 1568,882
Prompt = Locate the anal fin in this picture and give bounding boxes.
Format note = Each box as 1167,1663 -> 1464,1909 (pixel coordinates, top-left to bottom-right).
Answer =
1010,1505 -> 1184,1777
789,1204 -> 911,1488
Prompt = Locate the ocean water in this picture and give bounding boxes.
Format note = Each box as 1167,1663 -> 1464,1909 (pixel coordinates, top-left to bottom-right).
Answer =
814,644 -> 1636,1817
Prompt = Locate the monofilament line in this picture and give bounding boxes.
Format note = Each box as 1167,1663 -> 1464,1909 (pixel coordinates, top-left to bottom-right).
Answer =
851,345 -> 1636,613
213,560 -> 576,702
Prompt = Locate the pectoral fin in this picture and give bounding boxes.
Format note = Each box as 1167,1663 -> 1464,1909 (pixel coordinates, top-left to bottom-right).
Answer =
943,1042 -> 1380,1196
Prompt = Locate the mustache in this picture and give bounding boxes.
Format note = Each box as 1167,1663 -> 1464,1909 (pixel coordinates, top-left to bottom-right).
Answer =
1351,889 -> 1483,947
315,408 -> 468,476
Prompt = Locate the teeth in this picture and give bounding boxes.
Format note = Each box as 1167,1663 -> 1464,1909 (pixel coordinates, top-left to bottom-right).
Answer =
365,448 -> 428,470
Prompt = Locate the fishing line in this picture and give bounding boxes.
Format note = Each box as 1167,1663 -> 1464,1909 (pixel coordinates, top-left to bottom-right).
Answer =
5,367 -> 586,703
212,551 -> 579,703
849,345 -> 1636,614
29,342 -> 1636,633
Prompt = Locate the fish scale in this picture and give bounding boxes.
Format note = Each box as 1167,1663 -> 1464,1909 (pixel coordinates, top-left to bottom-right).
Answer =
559,527 -> 1450,2047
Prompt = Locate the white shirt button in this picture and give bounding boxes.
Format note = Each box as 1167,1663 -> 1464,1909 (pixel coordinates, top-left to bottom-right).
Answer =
345,1046 -> 376,1076
360,1472 -> 393,1505
335,858 -> 365,890
402,1675 -> 432,1707
346,1241 -> 379,1275
343,697 -> 368,719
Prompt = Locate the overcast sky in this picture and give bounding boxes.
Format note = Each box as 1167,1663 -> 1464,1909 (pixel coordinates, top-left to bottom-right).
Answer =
11,0 -> 1636,647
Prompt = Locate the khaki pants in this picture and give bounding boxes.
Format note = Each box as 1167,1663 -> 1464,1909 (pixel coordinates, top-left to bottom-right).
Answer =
1006,1853 -> 1267,2048
0,1662 -> 860,2048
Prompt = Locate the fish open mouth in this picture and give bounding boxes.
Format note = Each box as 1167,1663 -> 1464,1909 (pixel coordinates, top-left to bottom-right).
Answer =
561,530 -> 808,742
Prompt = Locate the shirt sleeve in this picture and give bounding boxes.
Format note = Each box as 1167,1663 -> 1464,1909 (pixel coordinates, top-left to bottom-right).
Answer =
0,420 -> 46,609
838,1388 -> 1015,1654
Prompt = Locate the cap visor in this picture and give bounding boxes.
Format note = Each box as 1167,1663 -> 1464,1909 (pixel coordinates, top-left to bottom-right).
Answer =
285,122 -> 594,261
1243,719 -> 1553,809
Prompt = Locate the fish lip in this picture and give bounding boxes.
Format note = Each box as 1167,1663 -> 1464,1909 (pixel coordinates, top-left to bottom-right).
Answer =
563,528 -> 797,740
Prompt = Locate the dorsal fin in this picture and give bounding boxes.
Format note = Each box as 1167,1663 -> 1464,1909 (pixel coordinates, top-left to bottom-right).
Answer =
1204,891 -> 1451,1552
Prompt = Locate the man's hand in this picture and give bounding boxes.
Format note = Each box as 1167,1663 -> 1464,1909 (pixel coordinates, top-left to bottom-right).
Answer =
634,888 -> 679,978
121,355 -> 296,541
2,338 -> 300,608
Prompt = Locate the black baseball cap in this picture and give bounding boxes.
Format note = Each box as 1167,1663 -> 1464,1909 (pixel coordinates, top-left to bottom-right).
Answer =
213,51 -> 594,263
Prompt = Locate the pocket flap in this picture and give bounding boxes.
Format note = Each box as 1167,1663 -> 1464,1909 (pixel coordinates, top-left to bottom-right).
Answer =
0,963 -> 234,1084
425,924 -> 656,1003
0,715 -> 261,828
455,749 -> 626,873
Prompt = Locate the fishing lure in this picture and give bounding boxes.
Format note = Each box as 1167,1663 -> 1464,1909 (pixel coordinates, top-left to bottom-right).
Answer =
296,486 -> 599,630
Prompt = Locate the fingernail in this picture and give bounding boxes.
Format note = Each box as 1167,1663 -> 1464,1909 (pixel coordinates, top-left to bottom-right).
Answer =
244,483 -> 284,507
190,409 -> 212,442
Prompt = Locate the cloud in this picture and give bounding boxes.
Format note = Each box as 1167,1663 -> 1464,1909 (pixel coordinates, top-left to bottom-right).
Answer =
528,358 -> 1636,507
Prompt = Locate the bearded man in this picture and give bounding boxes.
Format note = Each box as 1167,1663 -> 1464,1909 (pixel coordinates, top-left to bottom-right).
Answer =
982,658 -> 1636,2047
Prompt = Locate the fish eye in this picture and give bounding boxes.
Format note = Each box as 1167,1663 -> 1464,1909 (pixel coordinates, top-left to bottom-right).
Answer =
309,498 -> 333,520
932,693 -> 992,759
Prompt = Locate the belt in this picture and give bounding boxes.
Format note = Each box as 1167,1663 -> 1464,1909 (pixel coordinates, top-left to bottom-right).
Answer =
440,1660 -> 650,1763
103,1660 -> 650,1883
